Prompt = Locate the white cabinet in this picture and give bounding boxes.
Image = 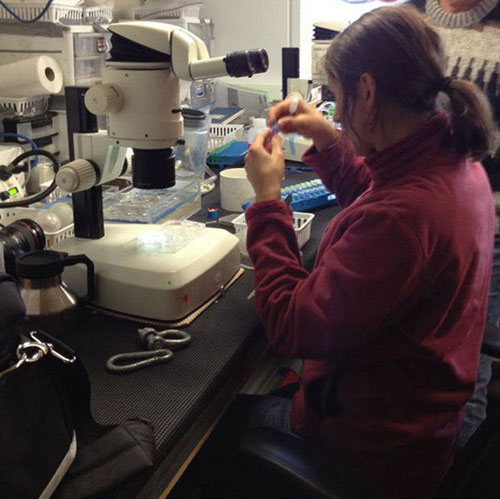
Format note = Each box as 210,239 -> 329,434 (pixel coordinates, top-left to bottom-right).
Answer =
0,25 -> 108,92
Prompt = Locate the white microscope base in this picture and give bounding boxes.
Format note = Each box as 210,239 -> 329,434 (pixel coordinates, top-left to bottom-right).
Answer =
53,223 -> 241,322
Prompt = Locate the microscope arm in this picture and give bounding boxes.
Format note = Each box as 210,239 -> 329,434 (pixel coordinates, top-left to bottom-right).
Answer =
108,21 -> 268,82
56,133 -> 128,193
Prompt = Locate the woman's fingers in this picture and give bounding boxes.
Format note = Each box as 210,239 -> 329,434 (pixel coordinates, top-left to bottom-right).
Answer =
267,96 -> 308,125
267,100 -> 293,125
252,128 -> 272,150
277,114 -> 318,136
277,116 -> 300,134
271,133 -> 283,157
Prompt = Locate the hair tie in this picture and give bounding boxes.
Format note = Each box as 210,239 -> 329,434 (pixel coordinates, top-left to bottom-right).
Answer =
435,76 -> 452,93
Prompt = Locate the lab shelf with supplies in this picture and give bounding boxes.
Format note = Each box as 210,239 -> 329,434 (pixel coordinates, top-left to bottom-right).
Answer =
60,169 -> 340,498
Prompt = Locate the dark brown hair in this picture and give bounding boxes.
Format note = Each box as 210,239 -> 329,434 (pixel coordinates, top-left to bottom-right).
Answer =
324,6 -> 495,160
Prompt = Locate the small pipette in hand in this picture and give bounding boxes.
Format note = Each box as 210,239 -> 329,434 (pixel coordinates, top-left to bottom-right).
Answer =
271,96 -> 300,136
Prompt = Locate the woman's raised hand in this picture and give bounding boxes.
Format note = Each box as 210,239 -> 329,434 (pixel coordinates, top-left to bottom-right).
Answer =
267,96 -> 339,152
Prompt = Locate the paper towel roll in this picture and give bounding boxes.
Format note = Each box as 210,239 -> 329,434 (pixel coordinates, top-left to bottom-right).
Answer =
0,56 -> 63,98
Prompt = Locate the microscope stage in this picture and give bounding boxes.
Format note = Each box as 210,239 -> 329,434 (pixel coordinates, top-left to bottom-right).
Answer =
54,223 -> 240,322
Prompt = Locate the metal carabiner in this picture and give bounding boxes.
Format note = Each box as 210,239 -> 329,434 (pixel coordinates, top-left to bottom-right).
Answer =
30,331 -> 76,364
0,341 -> 50,380
16,341 -> 49,363
106,349 -> 174,374
0,331 -> 76,380
138,328 -> 191,350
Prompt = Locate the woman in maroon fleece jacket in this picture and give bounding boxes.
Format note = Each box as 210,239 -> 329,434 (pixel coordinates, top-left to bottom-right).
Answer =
244,6 -> 496,499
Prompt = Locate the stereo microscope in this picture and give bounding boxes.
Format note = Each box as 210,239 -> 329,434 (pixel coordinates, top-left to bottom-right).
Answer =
53,21 -> 269,321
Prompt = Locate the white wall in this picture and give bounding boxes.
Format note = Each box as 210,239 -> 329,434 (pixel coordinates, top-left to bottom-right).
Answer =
113,0 -> 141,20
200,0 -> 301,89
200,0 -> 407,90
298,0 -> 410,78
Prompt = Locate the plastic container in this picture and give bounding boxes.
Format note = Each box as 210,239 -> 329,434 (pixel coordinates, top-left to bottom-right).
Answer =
15,121 -> 57,140
186,79 -> 215,112
232,211 -> 315,256
0,2 -> 83,24
247,118 -> 267,144
135,221 -> 206,254
131,2 -> 202,20
220,168 -> 255,212
45,224 -> 74,248
207,140 -> 248,168
103,178 -> 200,224
83,5 -> 113,24
74,55 -> 106,80
73,33 -> 109,56
48,201 -> 73,228
33,210 -> 62,233
176,108 -> 211,180
26,162 -> 55,195
281,179 -> 337,211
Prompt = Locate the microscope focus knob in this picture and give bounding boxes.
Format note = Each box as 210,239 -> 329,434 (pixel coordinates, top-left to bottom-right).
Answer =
56,159 -> 98,193
84,84 -> 123,115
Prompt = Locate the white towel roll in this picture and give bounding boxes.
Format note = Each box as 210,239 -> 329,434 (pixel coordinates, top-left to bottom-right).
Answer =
0,56 -> 63,98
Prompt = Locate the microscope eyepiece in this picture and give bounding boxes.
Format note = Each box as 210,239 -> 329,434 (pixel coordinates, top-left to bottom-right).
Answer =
223,49 -> 269,78
248,49 -> 269,74
223,51 -> 257,78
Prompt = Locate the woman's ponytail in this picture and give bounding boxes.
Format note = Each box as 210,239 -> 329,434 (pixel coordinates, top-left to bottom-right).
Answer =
324,6 -> 497,161
445,79 -> 496,160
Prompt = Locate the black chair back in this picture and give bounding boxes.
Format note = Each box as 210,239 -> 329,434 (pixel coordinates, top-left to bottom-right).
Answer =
436,407 -> 500,498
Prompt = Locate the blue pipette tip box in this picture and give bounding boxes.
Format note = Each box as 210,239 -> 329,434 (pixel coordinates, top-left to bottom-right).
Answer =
281,178 -> 337,212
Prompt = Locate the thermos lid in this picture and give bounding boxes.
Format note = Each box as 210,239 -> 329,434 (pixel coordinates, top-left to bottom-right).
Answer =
16,250 -> 65,279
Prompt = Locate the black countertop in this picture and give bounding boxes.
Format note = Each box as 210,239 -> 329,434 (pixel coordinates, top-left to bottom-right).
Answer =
62,168 -> 341,497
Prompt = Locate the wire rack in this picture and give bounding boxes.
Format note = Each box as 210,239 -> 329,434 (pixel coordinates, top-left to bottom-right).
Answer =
208,124 -> 244,152
0,96 -> 50,117
0,2 -> 83,23
0,3 -> 113,24
131,2 -> 202,20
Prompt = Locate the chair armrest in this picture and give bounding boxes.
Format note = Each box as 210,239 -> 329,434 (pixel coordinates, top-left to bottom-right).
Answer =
482,323 -> 500,358
239,428 -> 381,499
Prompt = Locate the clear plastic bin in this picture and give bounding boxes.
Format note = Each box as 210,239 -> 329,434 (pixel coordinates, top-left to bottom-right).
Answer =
176,109 -> 211,180
73,33 -> 109,57
135,221 -> 206,254
103,178 -> 201,224
74,55 -> 106,80
15,120 -> 56,140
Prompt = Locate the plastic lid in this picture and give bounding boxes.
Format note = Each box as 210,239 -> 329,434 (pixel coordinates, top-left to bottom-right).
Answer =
182,108 -> 207,127
16,250 -> 65,279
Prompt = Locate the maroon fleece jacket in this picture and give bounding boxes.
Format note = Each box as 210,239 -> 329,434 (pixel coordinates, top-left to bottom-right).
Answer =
245,113 -> 494,498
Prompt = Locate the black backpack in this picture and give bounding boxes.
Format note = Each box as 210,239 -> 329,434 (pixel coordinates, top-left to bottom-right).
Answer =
0,273 -> 156,498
